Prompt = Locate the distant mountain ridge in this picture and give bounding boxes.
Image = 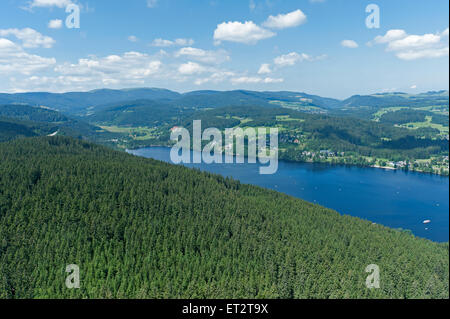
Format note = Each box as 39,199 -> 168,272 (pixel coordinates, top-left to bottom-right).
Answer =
0,88 -> 181,114
1,88 -> 447,115
341,90 -> 449,108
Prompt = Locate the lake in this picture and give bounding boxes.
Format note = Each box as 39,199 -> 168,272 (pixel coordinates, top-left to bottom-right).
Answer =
128,147 -> 449,242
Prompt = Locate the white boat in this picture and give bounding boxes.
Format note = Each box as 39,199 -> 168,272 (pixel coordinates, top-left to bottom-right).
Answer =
423,220 -> 431,224
48,131 -> 59,137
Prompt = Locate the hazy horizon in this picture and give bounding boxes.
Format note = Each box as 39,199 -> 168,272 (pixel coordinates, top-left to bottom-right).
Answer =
2,86 -> 449,100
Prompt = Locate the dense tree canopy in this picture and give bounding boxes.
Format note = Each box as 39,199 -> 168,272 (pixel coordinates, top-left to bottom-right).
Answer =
0,137 -> 448,299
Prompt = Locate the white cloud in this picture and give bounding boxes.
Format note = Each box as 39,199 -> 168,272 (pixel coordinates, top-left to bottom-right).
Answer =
213,21 -> 275,45
0,38 -> 56,75
272,52 -> 326,68
231,76 -> 262,84
174,47 -> 229,64
274,52 -> 300,66
54,51 -> 162,86
274,52 -> 312,67
178,61 -> 207,75
387,34 -> 441,51
341,39 -> 358,48
442,28 -> 449,37
0,38 -> 16,50
152,39 -> 174,47
29,0 -> 72,8
372,29 -> 407,44
147,0 -> 158,8
396,47 -> 449,60
151,38 -> 194,47
263,9 -> 307,30
48,19 -> 63,29
371,28 -> 449,60
231,76 -> 283,84
1,38 -> 247,91
410,84 -> 417,89
263,77 -> 284,83
175,39 -> 194,46
194,71 -> 235,85
0,28 -> 55,48
128,35 -> 138,42
2,42 -> 238,92
258,63 -> 271,74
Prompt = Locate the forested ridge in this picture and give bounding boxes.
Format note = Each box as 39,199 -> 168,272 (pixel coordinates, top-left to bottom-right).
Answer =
2,99 -> 448,175
0,137 -> 448,299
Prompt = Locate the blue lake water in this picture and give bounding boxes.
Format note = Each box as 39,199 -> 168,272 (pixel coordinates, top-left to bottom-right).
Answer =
128,147 -> 449,242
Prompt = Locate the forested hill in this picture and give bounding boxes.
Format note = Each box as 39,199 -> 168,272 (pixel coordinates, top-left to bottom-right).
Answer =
0,137 -> 448,299
1,89 -> 446,116
0,104 -> 121,144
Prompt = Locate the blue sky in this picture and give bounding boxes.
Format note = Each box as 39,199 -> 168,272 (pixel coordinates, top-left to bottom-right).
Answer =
0,0 -> 448,98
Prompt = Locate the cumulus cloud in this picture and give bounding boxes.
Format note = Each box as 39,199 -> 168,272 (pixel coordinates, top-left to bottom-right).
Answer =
48,19 -> 63,29
0,28 -> 55,48
0,38 -> 56,75
370,28 -> 449,60
28,0 -> 72,8
257,63 -> 271,74
274,52 -> 313,67
178,61 -> 208,75
341,39 -> 358,48
49,52 -> 163,91
176,62 -> 239,86
151,38 -> 194,47
262,9 -> 307,30
213,21 -> 275,45
387,34 -> 440,51
174,47 -> 230,64
0,38 -> 15,50
274,53 -> 299,66
194,71 -> 235,85
372,29 -> 407,44
442,27 -> 449,37
1,40 -> 237,92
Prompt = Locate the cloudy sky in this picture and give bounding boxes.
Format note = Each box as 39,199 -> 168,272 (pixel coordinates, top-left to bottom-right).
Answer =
0,0 -> 448,98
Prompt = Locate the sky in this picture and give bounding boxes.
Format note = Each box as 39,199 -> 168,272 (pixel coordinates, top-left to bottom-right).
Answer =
0,0 -> 448,98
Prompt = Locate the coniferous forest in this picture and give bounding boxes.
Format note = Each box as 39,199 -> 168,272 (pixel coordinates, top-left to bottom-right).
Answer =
0,137 -> 448,299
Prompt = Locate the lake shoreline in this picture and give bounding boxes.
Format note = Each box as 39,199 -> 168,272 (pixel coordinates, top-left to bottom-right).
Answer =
129,146 -> 449,242
125,144 -> 449,178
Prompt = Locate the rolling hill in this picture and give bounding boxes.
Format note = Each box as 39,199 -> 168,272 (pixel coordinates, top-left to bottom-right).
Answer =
341,91 -> 449,108
86,99 -> 195,127
0,104 -> 119,143
1,89 -> 447,115
0,118 -> 37,142
0,88 -> 181,115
